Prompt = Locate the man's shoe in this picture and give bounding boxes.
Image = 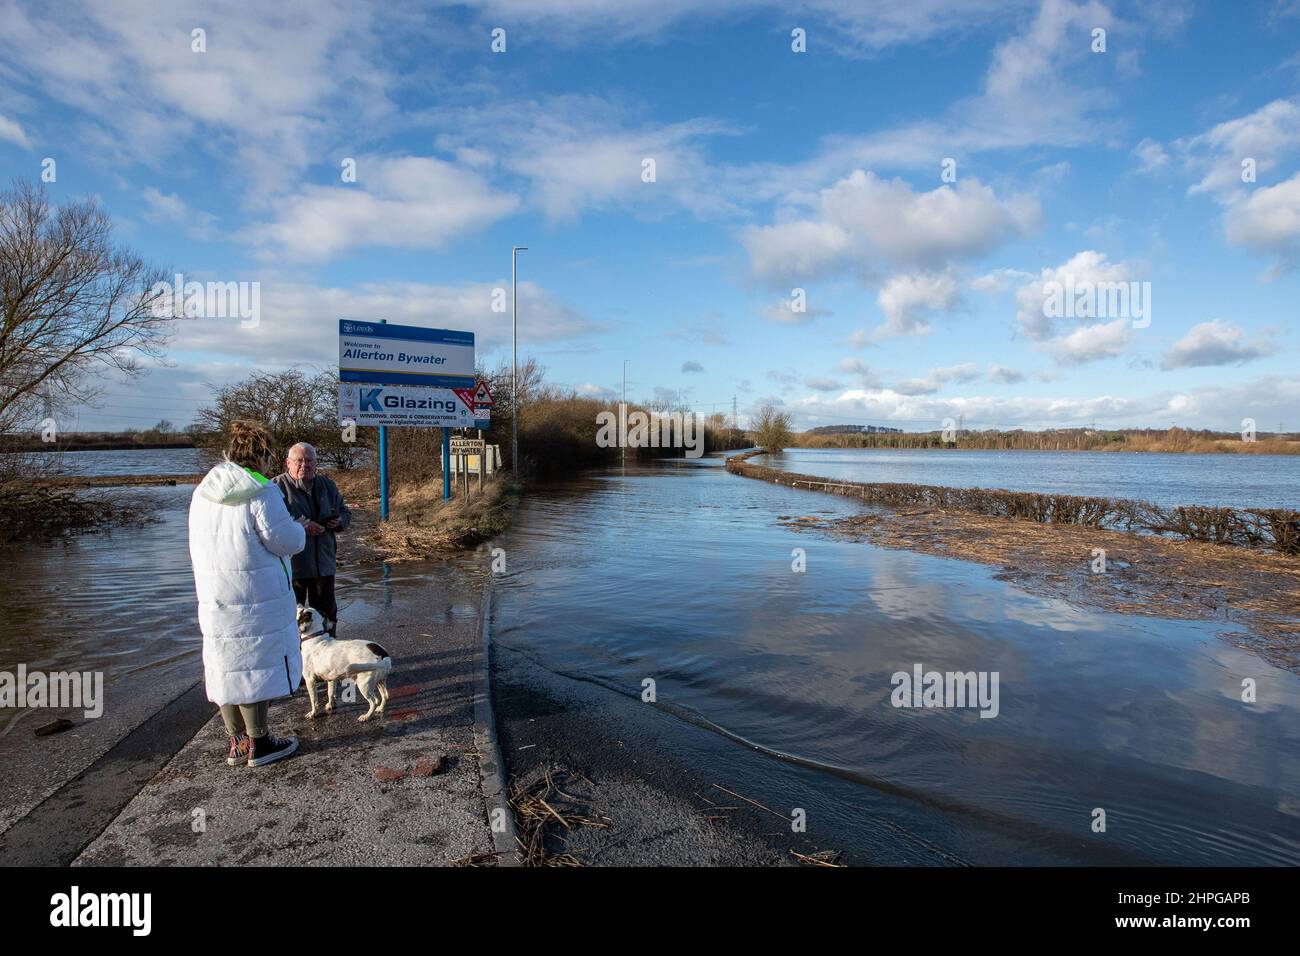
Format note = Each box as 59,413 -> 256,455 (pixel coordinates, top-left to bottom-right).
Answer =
226,734 -> 250,766
247,734 -> 299,767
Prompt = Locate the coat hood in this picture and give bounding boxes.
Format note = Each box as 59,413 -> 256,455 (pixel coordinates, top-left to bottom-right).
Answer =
197,460 -> 268,505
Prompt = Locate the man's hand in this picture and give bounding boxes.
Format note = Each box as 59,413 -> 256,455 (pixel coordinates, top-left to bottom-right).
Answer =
304,520 -> 326,536
324,517 -> 341,530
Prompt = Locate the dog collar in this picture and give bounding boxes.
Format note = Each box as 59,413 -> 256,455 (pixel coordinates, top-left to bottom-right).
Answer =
300,628 -> 329,642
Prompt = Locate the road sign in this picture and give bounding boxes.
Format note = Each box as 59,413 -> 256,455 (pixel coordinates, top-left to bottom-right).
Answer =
450,437 -> 485,456
338,320 -> 475,388
451,387 -> 477,412
474,380 -> 494,406
474,406 -> 490,429
338,383 -> 474,428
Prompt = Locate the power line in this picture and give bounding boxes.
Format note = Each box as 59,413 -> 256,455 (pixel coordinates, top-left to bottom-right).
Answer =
90,392 -> 214,404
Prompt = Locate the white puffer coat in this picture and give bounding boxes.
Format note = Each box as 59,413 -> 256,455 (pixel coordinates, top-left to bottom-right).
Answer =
189,461 -> 307,706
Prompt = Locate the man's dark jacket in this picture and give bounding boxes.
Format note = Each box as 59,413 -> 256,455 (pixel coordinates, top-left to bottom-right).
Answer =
271,473 -> 351,579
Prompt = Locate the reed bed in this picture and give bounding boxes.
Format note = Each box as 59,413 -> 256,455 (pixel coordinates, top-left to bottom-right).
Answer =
727,451 -> 1300,555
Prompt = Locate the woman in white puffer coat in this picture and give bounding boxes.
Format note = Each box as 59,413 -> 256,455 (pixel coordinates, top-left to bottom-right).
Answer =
189,420 -> 306,768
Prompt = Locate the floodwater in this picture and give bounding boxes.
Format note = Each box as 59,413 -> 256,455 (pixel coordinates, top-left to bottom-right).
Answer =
16,446 -> 212,477
3,449 -> 1298,864
492,457 -> 1300,865
0,468 -> 451,827
762,447 -> 1299,509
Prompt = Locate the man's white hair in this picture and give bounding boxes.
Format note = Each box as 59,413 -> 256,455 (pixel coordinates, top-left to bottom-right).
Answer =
288,442 -> 317,458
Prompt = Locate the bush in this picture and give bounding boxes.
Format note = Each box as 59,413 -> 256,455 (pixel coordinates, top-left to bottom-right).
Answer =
194,367 -> 371,470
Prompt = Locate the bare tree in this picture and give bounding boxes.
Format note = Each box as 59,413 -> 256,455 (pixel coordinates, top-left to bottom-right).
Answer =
751,403 -> 793,452
194,367 -> 369,470
485,355 -> 544,419
0,180 -> 173,434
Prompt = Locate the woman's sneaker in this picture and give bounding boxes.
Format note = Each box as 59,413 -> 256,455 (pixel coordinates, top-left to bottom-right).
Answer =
226,734 -> 251,766
247,734 -> 299,767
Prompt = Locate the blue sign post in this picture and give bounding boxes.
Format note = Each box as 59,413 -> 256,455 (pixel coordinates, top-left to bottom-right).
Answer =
338,320 -> 475,518
442,428 -> 451,501
378,321 -> 389,520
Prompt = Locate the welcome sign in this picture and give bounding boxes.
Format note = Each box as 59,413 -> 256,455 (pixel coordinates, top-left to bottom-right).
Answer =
338,320 -> 475,389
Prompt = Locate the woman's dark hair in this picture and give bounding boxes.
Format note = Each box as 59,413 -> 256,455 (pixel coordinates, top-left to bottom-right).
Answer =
225,420 -> 277,471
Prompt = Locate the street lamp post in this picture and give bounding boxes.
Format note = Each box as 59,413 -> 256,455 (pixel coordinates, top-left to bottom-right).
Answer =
511,245 -> 527,472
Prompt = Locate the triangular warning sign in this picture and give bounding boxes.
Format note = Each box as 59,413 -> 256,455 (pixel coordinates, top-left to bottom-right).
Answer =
474,380 -> 494,406
452,388 -> 477,412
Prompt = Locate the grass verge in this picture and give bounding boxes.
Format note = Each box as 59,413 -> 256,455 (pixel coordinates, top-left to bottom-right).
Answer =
333,470 -> 521,563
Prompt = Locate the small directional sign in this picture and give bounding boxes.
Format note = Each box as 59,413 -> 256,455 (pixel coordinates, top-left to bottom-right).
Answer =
474,380 -> 494,407
450,437 -> 486,456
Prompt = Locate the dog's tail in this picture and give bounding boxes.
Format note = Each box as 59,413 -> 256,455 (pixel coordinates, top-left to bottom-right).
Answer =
345,658 -> 392,676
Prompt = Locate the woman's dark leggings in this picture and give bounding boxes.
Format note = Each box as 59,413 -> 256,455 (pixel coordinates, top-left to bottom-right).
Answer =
218,701 -> 269,738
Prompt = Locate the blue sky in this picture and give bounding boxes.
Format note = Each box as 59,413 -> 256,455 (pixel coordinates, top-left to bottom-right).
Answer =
2,0 -> 1298,432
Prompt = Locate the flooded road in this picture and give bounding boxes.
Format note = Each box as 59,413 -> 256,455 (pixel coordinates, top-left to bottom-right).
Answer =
492,457 -> 1300,865
3,450 -> 1297,864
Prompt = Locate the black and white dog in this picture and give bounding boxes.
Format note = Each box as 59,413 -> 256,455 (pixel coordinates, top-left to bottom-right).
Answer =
296,605 -> 393,722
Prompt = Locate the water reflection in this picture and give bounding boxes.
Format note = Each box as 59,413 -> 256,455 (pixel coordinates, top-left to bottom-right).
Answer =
493,457 -> 1300,864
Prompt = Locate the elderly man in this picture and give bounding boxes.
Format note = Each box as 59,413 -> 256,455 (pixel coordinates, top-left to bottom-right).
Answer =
272,442 -> 350,634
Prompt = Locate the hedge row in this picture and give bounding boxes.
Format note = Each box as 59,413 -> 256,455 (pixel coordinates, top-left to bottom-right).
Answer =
725,452 -> 1300,555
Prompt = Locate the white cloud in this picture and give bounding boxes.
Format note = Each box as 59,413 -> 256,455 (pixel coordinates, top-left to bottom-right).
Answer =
1013,250 -> 1143,341
761,297 -> 830,325
744,171 -> 1040,283
433,98 -> 739,223
804,377 -> 844,391
767,367 -> 800,387
0,0 -> 396,195
742,219 -> 857,283
170,279 -> 594,364
987,363 -> 1027,384
1222,171 -> 1300,278
1123,98 -> 1300,276
1046,317 -> 1131,365
971,267 -> 1034,294
1160,320 -> 1273,370
141,186 -> 217,238
1183,98 -> 1300,196
786,374 -> 1300,432
0,112 -> 30,148
836,357 -> 883,388
454,0 -> 1021,51
247,156 -> 519,261
892,362 -> 982,395
729,0 -> 1117,202
1132,137 -> 1169,173
873,270 -> 962,340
